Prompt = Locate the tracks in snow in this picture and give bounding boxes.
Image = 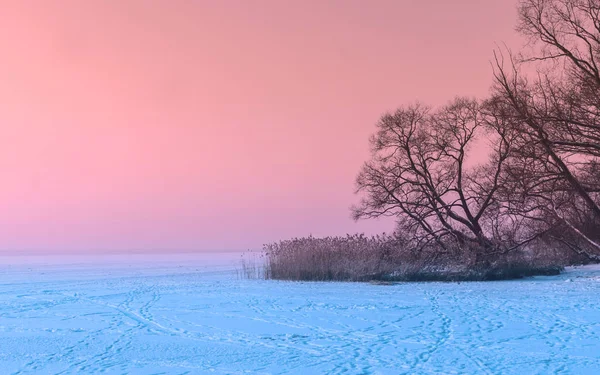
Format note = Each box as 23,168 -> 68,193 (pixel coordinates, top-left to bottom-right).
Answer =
2,269 -> 600,374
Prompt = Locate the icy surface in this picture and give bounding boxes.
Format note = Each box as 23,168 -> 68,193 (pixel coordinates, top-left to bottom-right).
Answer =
0,254 -> 599,374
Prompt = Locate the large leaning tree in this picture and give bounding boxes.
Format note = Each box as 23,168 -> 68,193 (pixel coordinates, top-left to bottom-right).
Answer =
352,98 -> 539,262
491,0 -> 600,253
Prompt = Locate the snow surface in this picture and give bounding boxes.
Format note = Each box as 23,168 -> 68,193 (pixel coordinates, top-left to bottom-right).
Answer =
0,253 -> 599,374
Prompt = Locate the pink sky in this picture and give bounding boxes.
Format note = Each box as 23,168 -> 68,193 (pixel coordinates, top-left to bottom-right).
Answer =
0,0 -> 522,252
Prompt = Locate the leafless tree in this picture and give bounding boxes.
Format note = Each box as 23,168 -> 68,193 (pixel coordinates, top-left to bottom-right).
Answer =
352,98 -> 539,262
489,0 -> 600,252
353,0 -> 599,265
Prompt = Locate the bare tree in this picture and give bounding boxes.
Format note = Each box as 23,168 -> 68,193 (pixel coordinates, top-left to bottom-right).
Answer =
353,0 -> 599,264
352,98 -> 536,262
489,0 -> 600,251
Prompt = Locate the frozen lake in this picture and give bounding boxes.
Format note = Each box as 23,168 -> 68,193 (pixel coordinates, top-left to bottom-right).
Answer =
0,253 -> 599,374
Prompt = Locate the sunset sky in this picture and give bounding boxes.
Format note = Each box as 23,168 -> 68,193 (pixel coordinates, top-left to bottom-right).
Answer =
0,0 -> 522,252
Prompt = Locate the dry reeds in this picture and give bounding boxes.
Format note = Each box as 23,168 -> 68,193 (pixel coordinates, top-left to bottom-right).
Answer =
238,234 -> 570,282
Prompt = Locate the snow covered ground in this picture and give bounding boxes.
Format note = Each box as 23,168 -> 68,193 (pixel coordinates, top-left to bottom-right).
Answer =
0,253 -> 599,375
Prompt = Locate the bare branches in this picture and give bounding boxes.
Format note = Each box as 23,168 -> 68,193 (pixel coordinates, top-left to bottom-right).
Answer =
353,98 -> 523,257
352,0 -> 600,263
518,0 -> 600,83
487,0 -> 600,252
